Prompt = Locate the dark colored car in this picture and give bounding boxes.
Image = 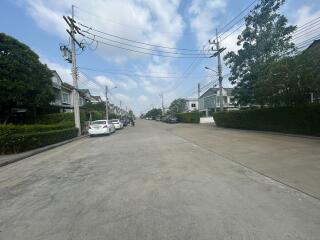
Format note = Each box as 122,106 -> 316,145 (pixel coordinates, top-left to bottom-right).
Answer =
168,116 -> 178,123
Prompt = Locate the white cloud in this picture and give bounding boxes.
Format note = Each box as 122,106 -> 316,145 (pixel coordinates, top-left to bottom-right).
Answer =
292,6 -> 320,48
138,95 -> 148,103
20,0 -> 185,63
188,0 -> 227,47
94,75 -> 115,88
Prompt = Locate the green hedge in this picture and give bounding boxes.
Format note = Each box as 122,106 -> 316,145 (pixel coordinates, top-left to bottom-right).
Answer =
36,112 -> 85,124
0,127 -> 78,154
0,122 -> 74,136
176,112 -> 200,123
213,105 -> 320,136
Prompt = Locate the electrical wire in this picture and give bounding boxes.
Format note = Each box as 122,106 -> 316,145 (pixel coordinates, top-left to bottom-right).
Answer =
77,21 -> 202,52
81,30 -> 208,56
78,66 -> 208,79
82,35 -> 209,59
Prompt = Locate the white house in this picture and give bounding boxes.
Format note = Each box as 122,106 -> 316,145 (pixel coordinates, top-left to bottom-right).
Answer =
184,98 -> 198,112
199,87 -> 236,116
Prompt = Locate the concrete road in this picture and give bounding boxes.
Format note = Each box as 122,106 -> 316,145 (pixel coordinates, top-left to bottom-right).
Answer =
0,120 -> 320,240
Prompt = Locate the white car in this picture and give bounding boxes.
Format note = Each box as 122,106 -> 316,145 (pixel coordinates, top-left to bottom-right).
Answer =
88,120 -> 114,136
108,120 -> 116,133
111,119 -> 123,130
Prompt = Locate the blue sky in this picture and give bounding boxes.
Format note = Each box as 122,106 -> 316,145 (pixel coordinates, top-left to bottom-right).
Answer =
1,0 -> 320,114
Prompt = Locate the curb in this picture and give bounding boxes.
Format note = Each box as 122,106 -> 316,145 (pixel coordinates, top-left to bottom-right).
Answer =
0,135 -> 87,168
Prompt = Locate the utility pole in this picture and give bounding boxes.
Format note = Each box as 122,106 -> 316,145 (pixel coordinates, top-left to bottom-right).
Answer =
62,5 -> 84,136
209,28 -> 225,112
105,85 -> 109,121
70,5 -> 81,135
216,29 -> 223,112
120,100 -> 122,119
159,92 -> 164,114
198,83 -> 201,123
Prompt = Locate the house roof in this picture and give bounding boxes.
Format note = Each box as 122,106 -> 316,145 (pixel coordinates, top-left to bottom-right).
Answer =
200,87 -> 233,98
61,82 -> 73,91
184,98 -> 198,101
307,39 -> 320,50
91,95 -> 102,102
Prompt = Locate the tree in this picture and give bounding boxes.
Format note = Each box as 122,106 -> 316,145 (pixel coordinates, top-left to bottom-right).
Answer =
145,108 -> 162,118
169,98 -> 186,114
259,43 -> 320,106
0,33 -> 54,122
82,102 -> 106,112
224,0 -> 296,106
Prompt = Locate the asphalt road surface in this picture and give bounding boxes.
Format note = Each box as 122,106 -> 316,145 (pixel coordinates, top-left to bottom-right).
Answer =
0,120 -> 320,240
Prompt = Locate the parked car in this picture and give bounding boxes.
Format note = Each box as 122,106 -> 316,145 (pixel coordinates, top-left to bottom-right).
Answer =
111,119 -> 123,130
156,116 -> 161,121
161,115 -> 169,122
88,120 -> 114,136
108,121 -> 116,133
168,116 -> 178,123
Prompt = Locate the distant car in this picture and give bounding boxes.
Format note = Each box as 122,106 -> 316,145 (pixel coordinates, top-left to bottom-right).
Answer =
88,120 -> 114,136
168,116 -> 178,123
161,116 -> 169,122
156,116 -> 161,121
111,119 -> 123,130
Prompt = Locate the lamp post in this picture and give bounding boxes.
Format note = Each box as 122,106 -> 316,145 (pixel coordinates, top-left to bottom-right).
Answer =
105,86 -> 117,121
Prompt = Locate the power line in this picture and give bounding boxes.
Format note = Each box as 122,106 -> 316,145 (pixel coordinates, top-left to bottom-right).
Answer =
82,35 -> 209,59
78,66 -> 208,79
77,21 -> 202,52
219,0 -> 258,38
81,30 -> 208,56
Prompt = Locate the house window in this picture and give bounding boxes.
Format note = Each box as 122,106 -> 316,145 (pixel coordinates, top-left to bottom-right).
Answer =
191,103 -> 196,108
62,92 -> 70,104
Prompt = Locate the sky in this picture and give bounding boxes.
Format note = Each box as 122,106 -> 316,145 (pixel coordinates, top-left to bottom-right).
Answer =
1,0 -> 320,114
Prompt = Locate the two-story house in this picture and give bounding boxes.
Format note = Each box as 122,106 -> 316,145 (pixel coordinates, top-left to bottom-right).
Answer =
50,70 -> 102,112
199,87 -> 236,116
51,70 -> 73,112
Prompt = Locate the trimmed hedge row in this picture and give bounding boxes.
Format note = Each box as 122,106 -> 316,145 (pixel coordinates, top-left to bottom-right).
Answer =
0,127 -> 78,154
176,112 -> 200,123
0,122 -> 74,136
36,112 -> 85,124
213,105 -> 320,136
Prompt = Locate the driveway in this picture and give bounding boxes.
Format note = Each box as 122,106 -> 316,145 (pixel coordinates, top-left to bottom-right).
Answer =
0,120 -> 320,240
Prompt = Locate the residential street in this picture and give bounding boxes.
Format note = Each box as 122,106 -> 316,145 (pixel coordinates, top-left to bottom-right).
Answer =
1,120 -> 320,240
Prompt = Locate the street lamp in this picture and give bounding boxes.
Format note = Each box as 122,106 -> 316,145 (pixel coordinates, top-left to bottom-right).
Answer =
205,66 -> 218,74
106,86 -> 117,121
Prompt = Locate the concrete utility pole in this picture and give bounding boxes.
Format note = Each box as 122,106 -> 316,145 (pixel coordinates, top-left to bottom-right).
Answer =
198,83 -> 201,122
62,6 -> 85,135
70,5 -> 81,135
159,92 -> 164,114
105,85 -> 109,121
209,29 -> 225,112
120,100 -> 122,119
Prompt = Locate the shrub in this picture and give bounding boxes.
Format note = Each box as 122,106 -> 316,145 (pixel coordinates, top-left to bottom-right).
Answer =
0,127 -> 78,154
176,111 -> 200,123
213,105 -> 320,136
0,122 -> 74,135
36,112 -> 85,124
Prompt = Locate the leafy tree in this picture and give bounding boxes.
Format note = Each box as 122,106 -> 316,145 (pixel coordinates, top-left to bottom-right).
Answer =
82,102 -> 106,112
145,108 -> 162,118
0,33 -> 54,122
224,0 -> 296,106
259,43 -> 320,106
169,98 -> 186,114
128,110 -> 134,118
